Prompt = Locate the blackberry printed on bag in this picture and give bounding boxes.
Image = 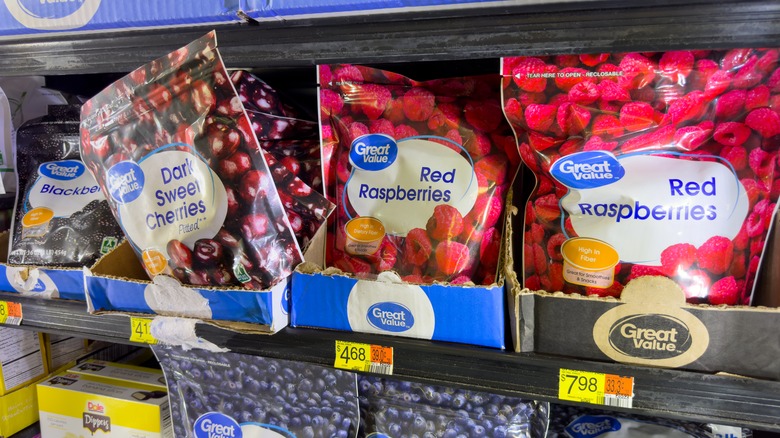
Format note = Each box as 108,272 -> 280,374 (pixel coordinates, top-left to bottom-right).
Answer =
80,32 -> 305,289
10,104 -> 124,267
320,65 -> 521,285
501,49 -> 780,305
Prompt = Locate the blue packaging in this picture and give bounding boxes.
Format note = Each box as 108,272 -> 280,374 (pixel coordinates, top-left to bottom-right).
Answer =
548,404 -> 751,438
242,0 -> 507,20
0,0 -> 240,38
0,250 -> 84,301
153,345 -> 360,438
292,227 -> 506,348
85,241 -> 290,330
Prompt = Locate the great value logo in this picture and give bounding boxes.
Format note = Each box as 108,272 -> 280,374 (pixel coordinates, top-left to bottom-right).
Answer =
593,279 -> 710,368
551,151 -> 625,189
194,412 -> 242,438
608,314 -> 692,359
367,301 -> 414,332
39,160 -> 85,180
349,134 -> 398,171
564,415 -> 621,438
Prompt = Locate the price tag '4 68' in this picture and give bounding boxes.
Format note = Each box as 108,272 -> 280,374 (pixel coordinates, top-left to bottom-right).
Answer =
334,340 -> 393,375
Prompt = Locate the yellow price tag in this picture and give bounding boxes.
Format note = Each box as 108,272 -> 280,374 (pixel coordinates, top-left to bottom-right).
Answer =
334,341 -> 371,371
0,301 -> 22,325
334,341 -> 394,375
129,317 -> 157,344
559,368 -> 607,404
559,368 -> 634,407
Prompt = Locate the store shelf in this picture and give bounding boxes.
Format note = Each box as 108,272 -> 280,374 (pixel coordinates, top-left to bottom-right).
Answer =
0,1 -> 779,76
2,291 -> 779,432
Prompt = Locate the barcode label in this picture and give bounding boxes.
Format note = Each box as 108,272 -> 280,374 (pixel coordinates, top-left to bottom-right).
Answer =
604,394 -> 633,408
3,315 -> 21,325
368,362 -> 393,375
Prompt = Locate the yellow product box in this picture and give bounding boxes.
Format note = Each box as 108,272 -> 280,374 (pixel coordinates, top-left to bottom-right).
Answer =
46,334 -> 89,372
0,380 -> 41,437
68,360 -> 166,390
0,327 -> 47,395
37,371 -> 171,438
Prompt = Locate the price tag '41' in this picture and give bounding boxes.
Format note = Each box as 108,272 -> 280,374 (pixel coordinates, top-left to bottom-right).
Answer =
559,368 -> 634,408
129,317 -> 157,344
334,340 -> 393,375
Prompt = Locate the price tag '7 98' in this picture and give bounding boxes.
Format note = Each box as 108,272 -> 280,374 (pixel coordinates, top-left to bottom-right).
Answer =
559,368 -> 634,408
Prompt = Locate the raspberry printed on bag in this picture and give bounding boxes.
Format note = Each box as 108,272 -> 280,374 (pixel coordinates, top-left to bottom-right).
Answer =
9,104 -> 124,267
502,49 -> 780,305
80,32 -> 304,289
321,65 -> 521,285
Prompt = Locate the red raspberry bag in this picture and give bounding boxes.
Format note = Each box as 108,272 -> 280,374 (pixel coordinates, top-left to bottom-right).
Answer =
320,65 -> 521,285
502,49 -> 780,305
80,32 -> 306,289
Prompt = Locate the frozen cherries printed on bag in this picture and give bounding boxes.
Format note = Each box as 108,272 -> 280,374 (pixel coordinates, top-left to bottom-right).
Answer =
154,345 -> 359,438
321,65 -> 521,285
10,105 -> 124,267
358,375 -> 549,438
80,32 -> 304,290
231,71 -> 324,192
502,49 -> 780,305
228,70 -> 333,249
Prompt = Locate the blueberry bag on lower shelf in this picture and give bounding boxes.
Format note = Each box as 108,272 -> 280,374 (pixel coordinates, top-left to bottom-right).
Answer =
152,345 -> 360,438
357,375 -> 549,438
547,404 -> 751,438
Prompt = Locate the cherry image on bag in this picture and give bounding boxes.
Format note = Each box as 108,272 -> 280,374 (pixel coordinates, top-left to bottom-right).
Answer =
502,49 -> 780,305
80,32 -> 305,290
321,65 -> 521,285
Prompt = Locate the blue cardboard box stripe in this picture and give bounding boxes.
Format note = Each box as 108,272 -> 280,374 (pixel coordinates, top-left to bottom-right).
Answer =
291,271 -> 506,348
0,0 -> 240,37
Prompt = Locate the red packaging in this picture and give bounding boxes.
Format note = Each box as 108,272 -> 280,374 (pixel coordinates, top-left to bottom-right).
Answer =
502,49 -> 780,305
80,32 -> 304,289
321,64 -> 521,285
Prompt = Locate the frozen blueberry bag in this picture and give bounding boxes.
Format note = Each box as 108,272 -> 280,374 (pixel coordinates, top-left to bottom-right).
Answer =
547,404 -> 751,438
9,104 -> 123,267
502,49 -> 780,305
153,345 -> 360,438
321,65 -> 521,285
80,32 -> 306,290
358,375 -> 549,438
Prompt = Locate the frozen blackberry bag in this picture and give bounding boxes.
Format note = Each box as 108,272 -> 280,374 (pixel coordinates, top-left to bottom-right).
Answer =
501,49 -> 780,305
547,404 -> 751,438
321,65 -> 521,285
80,32 -> 308,289
153,345 -> 360,438
9,104 -> 123,266
358,375 -> 549,438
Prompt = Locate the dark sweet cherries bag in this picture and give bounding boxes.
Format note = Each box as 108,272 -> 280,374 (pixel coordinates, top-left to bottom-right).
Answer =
80,32 -> 306,289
